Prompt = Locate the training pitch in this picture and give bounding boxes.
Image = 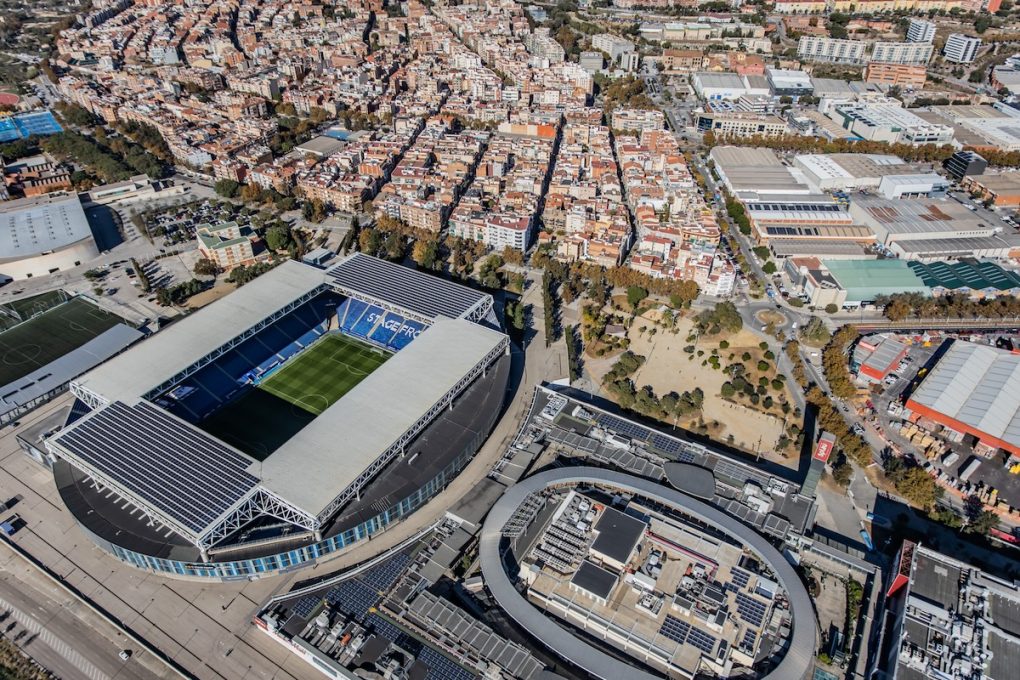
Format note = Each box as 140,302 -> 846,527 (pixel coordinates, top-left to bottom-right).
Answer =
259,333 -> 389,416
0,297 -> 122,387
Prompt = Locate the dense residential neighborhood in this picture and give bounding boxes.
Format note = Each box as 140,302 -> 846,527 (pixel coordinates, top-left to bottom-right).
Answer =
0,0 -> 1018,679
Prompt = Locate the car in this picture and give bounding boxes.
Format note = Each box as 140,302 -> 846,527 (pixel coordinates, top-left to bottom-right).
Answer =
119,650 -> 131,661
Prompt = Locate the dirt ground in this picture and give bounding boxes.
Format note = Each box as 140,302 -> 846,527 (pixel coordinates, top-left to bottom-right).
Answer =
597,313 -> 789,459
187,280 -> 238,309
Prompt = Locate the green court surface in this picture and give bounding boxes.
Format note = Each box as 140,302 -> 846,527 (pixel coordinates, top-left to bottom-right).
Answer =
259,333 -> 389,416
0,297 -> 122,386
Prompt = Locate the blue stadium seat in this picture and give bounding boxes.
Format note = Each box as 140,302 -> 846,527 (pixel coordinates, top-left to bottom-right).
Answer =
351,305 -> 383,338
390,320 -> 426,350
369,312 -> 404,346
339,299 -> 369,332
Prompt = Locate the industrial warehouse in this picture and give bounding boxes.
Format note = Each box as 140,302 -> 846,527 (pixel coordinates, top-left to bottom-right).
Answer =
905,340 -> 1020,458
42,253 -> 510,579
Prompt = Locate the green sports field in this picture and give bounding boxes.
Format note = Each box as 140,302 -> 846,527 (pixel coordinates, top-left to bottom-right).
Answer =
259,333 -> 389,416
0,296 -> 123,386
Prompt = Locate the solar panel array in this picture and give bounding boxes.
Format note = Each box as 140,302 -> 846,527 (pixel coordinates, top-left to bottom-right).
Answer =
735,592 -> 768,628
687,627 -> 717,655
594,413 -> 698,462
291,595 -> 320,619
54,400 -> 258,534
659,615 -> 691,644
366,614 -> 477,680
730,567 -> 751,590
325,578 -> 379,619
360,552 -> 410,591
326,253 -> 488,321
740,629 -> 757,654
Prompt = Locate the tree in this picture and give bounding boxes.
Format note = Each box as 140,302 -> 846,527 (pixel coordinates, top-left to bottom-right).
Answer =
824,303 -> 839,314
832,461 -> 853,486
193,258 -> 219,277
214,179 -> 240,198
411,239 -> 439,269
884,297 -> 913,322
896,467 -> 942,510
627,285 -> 649,310
762,261 -> 777,275
302,199 -> 326,223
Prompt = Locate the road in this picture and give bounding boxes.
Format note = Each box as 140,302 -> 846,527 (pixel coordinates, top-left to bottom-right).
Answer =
0,549 -> 167,680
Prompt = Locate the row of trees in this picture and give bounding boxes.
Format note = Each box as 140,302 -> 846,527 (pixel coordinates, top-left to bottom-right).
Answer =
878,292 -> 1020,321
156,279 -> 204,306
822,325 -> 860,401
703,131 -> 957,165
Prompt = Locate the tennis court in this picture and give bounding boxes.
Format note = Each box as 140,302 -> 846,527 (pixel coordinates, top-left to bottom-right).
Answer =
0,111 -> 62,143
0,297 -> 122,386
259,333 -> 389,416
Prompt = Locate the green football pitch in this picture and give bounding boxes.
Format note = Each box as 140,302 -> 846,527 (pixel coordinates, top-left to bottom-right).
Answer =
0,297 -> 122,386
258,333 -> 389,416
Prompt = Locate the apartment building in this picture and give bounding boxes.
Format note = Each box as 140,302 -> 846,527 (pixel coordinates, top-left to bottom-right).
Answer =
696,111 -> 788,137
797,37 -> 867,65
870,41 -> 934,65
196,220 -> 258,270
943,34 -> 981,63
906,18 -> 936,43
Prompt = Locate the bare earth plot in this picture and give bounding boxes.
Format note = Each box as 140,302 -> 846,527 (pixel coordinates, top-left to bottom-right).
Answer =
600,314 -> 791,463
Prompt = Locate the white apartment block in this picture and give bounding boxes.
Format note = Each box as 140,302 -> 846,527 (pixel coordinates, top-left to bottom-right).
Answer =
906,18 -> 935,43
591,33 -> 636,61
943,34 -> 981,64
611,108 -> 665,132
870,42 -> 934,66
797,37 -> 867,65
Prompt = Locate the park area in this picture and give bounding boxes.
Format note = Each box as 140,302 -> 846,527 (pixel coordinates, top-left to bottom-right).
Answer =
201,334 -> 389,460
0,295 -> 123,387
591,308 -> 796,465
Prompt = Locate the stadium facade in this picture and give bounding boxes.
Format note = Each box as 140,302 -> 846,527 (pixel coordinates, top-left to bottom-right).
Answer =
45,254 -> 511,580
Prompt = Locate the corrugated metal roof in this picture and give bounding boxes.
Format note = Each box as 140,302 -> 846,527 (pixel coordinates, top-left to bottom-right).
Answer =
911,342 -> 1020,451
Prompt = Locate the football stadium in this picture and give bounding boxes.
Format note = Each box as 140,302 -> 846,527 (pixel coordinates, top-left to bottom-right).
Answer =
45,253 -> 511,580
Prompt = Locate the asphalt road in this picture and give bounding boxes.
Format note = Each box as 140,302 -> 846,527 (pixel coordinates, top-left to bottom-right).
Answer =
0,560 -> 164,680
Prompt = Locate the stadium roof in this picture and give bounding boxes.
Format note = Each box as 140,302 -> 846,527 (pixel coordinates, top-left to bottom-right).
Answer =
52,400 -> 259,537
907,260 -> 1020,292
0,324 -> 142,420
73,261 -> 326,402
908,341 -> 1020,454
259,316 -> 506,518
0,192 -> 94,261
326,253 -> 491,321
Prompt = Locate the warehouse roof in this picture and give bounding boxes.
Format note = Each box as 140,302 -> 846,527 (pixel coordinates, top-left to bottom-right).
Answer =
907,260 -> 1020,292
909,341 -> 1020,454
823,259 -> 929,291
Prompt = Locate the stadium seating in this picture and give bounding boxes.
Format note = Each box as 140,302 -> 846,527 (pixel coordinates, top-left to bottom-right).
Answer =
338,298 -> 369,331
156,295 -> 337,420
369,312 -> 404,346
351,305 -> 384,339
390,319 -> 426,351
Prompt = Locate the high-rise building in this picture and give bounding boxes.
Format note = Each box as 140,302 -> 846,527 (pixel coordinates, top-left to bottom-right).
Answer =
906,18 -> 936,43
943,33 -> 982,63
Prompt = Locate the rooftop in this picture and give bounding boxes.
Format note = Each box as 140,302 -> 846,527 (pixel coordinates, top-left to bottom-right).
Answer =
0,192 -> 94,261
326,252 -> 491,321
908,341 -> 1020,453
907,260 -> 1020,292
822,259 -> 929,292
259,316 -> 506,517
72,260 -> 326,402
570,560 -> 618,601
590,505 -> 646,564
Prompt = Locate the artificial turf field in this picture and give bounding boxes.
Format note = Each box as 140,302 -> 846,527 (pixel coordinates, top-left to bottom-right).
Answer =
259,333 -> 389,416
0,297 -> 122,386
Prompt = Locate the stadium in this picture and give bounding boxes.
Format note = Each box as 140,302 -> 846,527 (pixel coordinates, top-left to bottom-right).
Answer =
45,253 -> 511,580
